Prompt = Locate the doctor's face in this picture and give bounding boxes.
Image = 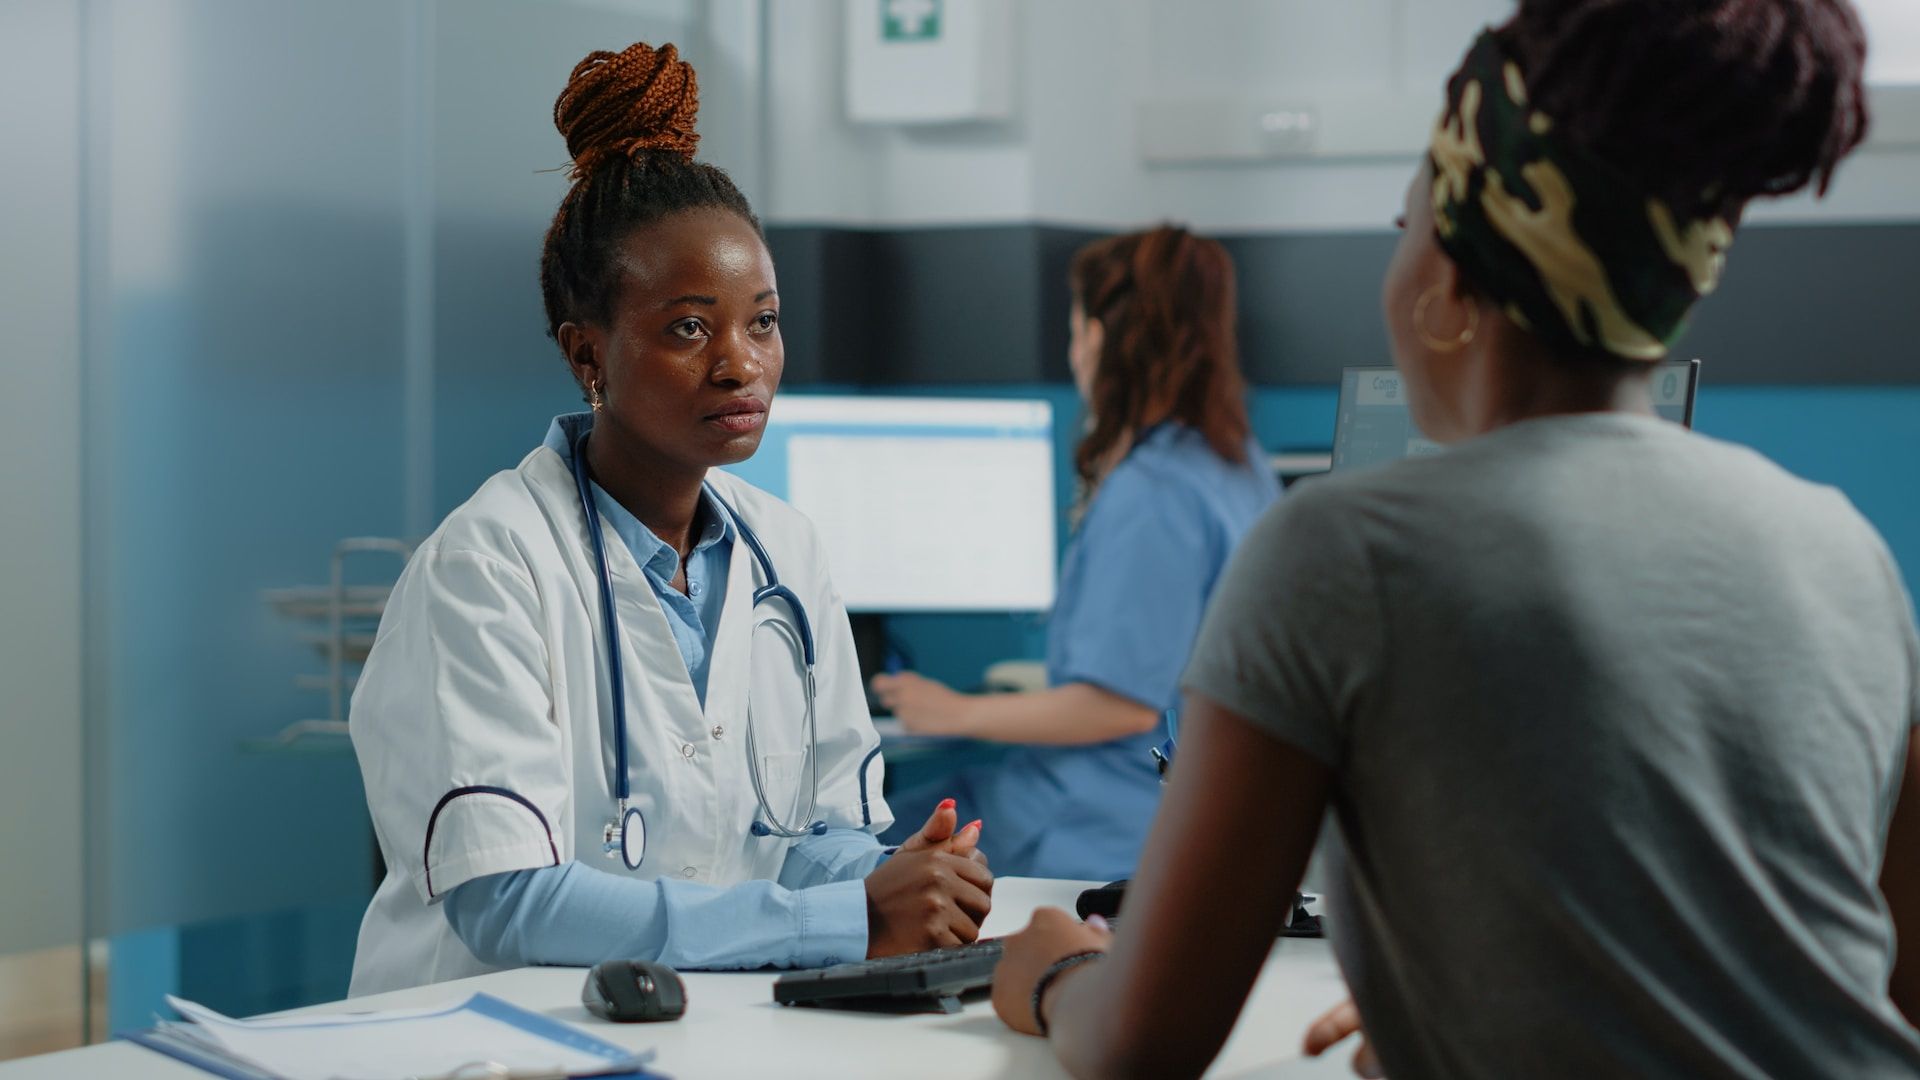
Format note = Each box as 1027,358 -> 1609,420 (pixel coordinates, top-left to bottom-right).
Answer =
585,208 -> 783,472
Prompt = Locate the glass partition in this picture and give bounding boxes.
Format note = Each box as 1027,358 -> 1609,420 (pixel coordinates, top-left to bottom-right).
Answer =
50,0 -> 747,1042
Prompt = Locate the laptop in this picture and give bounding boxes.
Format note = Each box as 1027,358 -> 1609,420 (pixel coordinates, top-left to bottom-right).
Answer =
1330,358 -> 1701,473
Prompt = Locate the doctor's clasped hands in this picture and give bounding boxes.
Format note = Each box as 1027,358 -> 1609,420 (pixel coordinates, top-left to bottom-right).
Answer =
866,799 -> 993,955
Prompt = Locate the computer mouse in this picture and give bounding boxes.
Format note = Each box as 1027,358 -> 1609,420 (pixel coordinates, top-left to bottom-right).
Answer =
582,958 -> 687,1022
1075,879 -> 1129,921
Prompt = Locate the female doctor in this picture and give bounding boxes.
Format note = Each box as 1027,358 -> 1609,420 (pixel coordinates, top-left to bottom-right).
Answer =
348,41 -> 990,996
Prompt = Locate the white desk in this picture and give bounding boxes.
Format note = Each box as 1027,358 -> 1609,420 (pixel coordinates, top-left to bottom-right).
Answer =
0,878 -> 1353,1079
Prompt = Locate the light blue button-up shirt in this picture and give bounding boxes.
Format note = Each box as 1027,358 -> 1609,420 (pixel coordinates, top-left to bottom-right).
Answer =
441,413 -> 882,971
541,413 -> 733,707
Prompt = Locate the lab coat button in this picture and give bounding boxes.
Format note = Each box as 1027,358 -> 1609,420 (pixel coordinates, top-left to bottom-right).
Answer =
680,866 -> 698,879
711,724 -> 725,739
680,742 -> 695,759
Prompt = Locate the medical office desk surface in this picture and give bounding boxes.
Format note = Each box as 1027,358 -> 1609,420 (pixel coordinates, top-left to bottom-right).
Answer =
0,878 -> 1352,1079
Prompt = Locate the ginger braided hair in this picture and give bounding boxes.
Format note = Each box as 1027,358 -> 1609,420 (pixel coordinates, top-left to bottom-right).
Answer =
555,42 -> 701,177
539,40 -> 761,373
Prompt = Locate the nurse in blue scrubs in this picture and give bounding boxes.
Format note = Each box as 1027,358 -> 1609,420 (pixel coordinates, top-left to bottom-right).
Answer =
871,226 -> 1280,881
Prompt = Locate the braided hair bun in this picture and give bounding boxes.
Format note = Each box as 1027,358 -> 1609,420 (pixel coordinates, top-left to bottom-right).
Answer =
538,40 -> 760,360
554,40 -> 701,180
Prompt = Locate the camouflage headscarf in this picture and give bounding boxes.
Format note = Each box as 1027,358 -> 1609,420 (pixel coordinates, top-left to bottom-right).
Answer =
1430,30 -> 1735,361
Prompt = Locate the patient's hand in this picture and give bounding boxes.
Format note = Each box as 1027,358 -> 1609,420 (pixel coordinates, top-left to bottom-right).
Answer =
1304,997 -> 1384,1078
990,906 -> 1112,1036
871,671 -> 975,735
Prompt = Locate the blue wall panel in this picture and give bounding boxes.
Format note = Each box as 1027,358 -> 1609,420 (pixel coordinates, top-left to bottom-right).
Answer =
1690,387 -> 1920,594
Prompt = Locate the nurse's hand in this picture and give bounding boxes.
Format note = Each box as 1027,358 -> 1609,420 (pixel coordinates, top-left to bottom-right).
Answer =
871,671 -> 975,736
864,819 -> 994,957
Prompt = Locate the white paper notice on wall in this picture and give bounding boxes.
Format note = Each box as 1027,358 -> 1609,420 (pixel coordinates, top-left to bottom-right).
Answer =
845,0 -> 1013,124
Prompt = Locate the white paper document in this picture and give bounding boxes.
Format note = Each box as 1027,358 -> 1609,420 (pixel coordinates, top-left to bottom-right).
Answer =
131,992 -> 655,1080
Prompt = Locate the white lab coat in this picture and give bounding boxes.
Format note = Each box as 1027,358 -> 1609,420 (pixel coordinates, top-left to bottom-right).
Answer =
347,445 -> 892,995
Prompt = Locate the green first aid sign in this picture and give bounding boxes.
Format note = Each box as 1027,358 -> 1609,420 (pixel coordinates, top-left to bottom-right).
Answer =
882,0 -> 942,41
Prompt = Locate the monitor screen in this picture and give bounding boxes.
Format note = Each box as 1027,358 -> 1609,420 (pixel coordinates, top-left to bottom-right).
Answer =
1331,359 -> 1700,473
721,395 -> 1057,613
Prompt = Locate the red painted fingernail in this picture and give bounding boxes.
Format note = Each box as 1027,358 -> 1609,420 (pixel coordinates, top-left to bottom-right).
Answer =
964,819 -> 982,833
938,798 -> 956,811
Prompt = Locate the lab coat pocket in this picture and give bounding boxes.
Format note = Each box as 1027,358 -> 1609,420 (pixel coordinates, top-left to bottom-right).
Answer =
759,751 -> 807,822
761,751 -> 804,785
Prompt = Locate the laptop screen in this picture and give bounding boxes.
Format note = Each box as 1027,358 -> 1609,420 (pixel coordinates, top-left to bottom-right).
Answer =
1330,359 -> 1700,473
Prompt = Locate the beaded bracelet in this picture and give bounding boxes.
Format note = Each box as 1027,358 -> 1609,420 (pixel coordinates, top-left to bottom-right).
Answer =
1031,950 -> 1107,1037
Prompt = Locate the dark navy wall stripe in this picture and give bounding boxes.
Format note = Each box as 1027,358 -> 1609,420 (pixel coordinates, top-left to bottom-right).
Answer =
765,222 -> 1920,386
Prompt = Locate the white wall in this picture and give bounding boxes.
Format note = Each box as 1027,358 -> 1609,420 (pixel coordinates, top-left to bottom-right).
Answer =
760,0 -> 1920,231
1861,0 -> 1920,84
763,4 -> 1033,223
1027,0 -> 1511,231
0,0 -> 86,956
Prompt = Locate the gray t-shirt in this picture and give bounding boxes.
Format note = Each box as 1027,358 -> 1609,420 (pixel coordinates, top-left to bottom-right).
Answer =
1184,413 -> 1920,1079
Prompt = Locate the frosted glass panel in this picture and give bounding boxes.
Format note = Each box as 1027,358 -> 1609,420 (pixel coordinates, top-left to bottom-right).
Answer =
93,0 -> 405,940
75,0 -> 739,1031
0,0 -> 87,1060
87,0 -> 408,1028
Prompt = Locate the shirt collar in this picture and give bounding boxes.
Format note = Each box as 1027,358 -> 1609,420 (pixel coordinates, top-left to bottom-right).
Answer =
542,411 -> 595,461
1135,420 -> 1176,447
543,413 -> 737,579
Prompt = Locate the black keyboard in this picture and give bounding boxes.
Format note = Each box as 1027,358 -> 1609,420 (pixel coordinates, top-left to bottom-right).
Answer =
772,939 -> 1003,1014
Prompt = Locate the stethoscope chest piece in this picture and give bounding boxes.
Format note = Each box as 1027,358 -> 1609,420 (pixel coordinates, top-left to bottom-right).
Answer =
621,806 -> 646,870
605,804 -> 646,870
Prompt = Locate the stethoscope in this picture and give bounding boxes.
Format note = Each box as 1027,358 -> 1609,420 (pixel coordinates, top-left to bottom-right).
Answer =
572,430 -> 826,872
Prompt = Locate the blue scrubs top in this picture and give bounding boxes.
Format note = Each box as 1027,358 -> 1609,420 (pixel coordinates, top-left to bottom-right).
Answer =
972,423 -> 1280,880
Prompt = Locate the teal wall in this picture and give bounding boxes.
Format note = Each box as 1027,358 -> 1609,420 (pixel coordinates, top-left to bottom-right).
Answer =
1689,387 -> 1920,594
1262,384 -> 1920,602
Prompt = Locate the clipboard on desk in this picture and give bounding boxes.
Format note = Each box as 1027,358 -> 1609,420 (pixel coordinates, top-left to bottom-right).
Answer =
122,992 -> 665,1080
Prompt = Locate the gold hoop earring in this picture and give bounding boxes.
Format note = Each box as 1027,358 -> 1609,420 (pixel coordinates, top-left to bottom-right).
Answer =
587,383 -> 605,411
1415,285 -> 1479,353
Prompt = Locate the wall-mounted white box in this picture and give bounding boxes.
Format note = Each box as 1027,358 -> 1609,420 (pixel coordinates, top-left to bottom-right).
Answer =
844,0 -> 1013,124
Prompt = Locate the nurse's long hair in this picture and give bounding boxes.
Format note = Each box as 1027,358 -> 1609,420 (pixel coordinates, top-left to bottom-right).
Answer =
1069,226 -> 1252,496
539,40 -> 761,396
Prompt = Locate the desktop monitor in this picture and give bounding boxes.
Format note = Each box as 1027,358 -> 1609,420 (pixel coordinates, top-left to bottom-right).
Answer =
721,395 -> 1057,612
1330,359 -> 1700,473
